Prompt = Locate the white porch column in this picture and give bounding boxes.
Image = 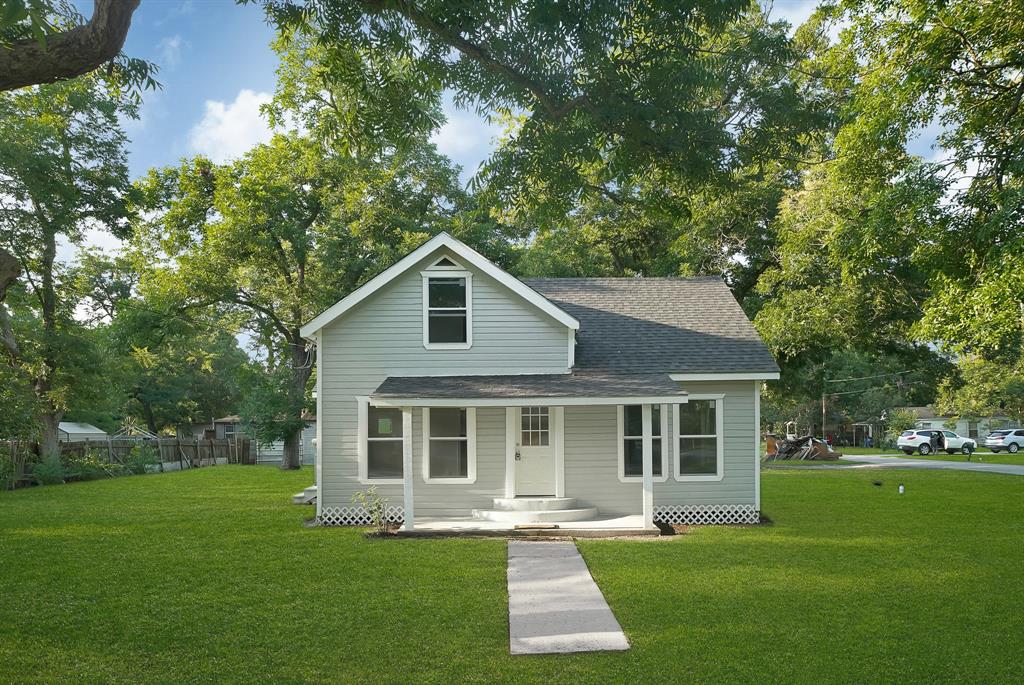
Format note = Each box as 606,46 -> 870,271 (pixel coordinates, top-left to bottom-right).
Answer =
402,406 -> 414,531
641,403 -> 655,530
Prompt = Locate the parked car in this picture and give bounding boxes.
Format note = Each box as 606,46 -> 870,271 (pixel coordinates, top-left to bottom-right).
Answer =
898,429 -> 976,455
984,429 -> 1024,453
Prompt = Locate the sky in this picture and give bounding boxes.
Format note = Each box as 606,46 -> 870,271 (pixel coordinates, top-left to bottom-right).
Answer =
65,0 -> 935,259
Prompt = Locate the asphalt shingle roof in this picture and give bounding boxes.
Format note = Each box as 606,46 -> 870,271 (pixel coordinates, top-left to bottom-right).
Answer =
524,276 -> 779,374
373,372 -> 686,399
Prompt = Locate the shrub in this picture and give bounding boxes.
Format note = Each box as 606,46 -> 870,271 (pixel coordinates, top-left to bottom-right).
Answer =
124,445 -> 159,475
32,455 -> 65,485
0,458 -> 13,490
64,451 -> 126,481
351,486 -> 393,535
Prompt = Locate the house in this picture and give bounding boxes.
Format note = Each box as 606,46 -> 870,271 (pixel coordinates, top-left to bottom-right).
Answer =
300,233 -> 779,531
899,406 -> 1010,440
178,414 -> 317,466
57,422 -> 108,442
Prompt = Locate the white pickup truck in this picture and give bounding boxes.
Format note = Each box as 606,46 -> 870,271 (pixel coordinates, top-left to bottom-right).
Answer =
897,429 -> 977,456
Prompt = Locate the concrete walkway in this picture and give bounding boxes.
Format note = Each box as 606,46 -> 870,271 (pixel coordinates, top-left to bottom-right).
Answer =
506,540 -> 629,655
839,454 -> 1024,476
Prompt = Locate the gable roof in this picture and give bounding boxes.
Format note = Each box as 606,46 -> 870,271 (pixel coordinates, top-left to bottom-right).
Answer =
300,233 -> 579,338
525,277 -> 779,375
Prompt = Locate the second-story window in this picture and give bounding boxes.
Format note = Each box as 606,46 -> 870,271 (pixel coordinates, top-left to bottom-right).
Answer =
424,274 -> 472,347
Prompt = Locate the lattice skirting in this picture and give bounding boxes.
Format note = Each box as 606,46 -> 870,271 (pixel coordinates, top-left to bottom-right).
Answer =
654,504 -> 759,525
317,505 -> 405,527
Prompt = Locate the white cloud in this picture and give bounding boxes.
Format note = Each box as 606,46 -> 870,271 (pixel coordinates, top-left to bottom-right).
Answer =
431,99 -> 501,183
188,89 -> 274,163
157,35 -> 183,70
769,0 -> 820,32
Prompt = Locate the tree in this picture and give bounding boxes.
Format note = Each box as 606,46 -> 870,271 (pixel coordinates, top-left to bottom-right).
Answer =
935,357 -> 1024,425
0,0 -> 151,92
0,74 -> 135,455
262,1 -> 830,221
135,134 -> 483,468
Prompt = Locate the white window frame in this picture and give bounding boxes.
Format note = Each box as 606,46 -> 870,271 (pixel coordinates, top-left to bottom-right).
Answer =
421,269 -> 473,350
673,395 -> 725,482
421,407 -> 477,484
357,397 -> 407,484
617,404 -> 669,483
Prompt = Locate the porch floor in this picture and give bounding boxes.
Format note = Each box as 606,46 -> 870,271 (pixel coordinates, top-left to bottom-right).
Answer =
398,514 -> 657,537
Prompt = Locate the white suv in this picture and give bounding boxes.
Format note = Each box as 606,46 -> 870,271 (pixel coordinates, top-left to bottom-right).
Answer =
898,429 -> 977,456
985,429 -> 1024,453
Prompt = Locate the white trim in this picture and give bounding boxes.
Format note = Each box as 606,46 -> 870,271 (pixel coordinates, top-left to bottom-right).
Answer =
300,232 -> 579,338
670,372 -> 780,381
371,394 -> 689,408
504,408 -> 516,498
617,404 -> 669,483
426,255 -> 464,270
314,335 -> 323,519
422,270 -> 473,350
754,380 -> 761,510
673,398 -> 725,482
554,406 -> 565,498
421,407 -> 477,484
641,404 -> 656,530
357,397 -> 406,485
567,329 -> 575,368
401,407 -> 414,531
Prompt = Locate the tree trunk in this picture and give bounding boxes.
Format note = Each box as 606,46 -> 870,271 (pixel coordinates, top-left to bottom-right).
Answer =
281,335 -> 313,470
39,411 -> 63,459
0,0 -> 141,91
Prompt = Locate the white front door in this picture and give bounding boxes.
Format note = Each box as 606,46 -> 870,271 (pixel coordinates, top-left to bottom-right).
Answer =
515,406 -> 555,495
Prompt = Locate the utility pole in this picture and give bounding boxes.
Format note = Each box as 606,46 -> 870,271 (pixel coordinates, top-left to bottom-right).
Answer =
821,393 -> 827,440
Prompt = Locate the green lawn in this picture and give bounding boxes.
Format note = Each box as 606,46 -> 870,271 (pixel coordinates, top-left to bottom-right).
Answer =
2,467 -> 1022,684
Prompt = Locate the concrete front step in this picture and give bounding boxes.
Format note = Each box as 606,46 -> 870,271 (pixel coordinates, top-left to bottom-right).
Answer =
491,497 -> 578,512
472,507 -> 599,523
291,485 -> 317,505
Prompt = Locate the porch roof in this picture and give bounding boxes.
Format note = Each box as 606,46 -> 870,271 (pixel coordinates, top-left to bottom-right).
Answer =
370,372 -> 688,407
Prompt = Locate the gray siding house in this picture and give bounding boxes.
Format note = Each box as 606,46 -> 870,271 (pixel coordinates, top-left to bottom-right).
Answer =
300,233 -> 779,530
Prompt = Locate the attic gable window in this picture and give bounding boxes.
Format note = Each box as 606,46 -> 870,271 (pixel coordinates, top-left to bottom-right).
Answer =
422,265 -> 472,349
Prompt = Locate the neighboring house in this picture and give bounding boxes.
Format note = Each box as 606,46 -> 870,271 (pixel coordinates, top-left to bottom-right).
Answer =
900,406 -> 1012,440
300,233 -> 779,530
57,422 -> 108,442
178,414 -> 316,466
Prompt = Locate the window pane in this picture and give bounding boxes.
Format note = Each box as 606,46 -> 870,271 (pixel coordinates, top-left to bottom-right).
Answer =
428,278 -> 466,308
624,405 -> 661,437
429,439 -> 468,478
624,438 -> 662,477
679,400 -> 716,435
428,311 -> 467,343
538,430 -> 549,447
430,408 -> 466,438
367,440 -> 403,479
678,437 -> 717,475
368,407 -> 402,438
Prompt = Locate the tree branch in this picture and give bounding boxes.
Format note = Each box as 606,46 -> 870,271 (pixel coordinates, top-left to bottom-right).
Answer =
0,0 -> 140,91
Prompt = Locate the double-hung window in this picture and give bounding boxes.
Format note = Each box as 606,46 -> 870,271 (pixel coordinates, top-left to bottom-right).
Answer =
618,404 -> 668,482
422,407 -> 476,483
363,404 -> 404,482
423,269 -> 472,348
674,398 -> 724,480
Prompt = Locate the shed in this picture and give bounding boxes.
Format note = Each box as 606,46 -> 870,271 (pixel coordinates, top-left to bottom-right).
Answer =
58,422 -> 108,442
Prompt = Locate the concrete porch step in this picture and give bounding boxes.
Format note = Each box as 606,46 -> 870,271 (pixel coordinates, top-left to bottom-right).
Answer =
292,485 -> 317,505
471,507 -> 599,523
491,497 -> 578,512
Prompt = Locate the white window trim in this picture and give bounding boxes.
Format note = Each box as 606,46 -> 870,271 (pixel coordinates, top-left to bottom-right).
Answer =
427,255 -> 464,270
421,270 -> 473,350
357,396 -> 407,484
421,407 -> 477,484
673,395 -> 725,482
617,404 -> 669,483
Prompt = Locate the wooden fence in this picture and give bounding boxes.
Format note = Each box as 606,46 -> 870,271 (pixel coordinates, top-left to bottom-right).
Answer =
2,436 -> 255,489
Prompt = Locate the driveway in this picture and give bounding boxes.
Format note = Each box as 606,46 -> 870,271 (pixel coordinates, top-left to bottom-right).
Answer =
839,454 -> 1024,476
